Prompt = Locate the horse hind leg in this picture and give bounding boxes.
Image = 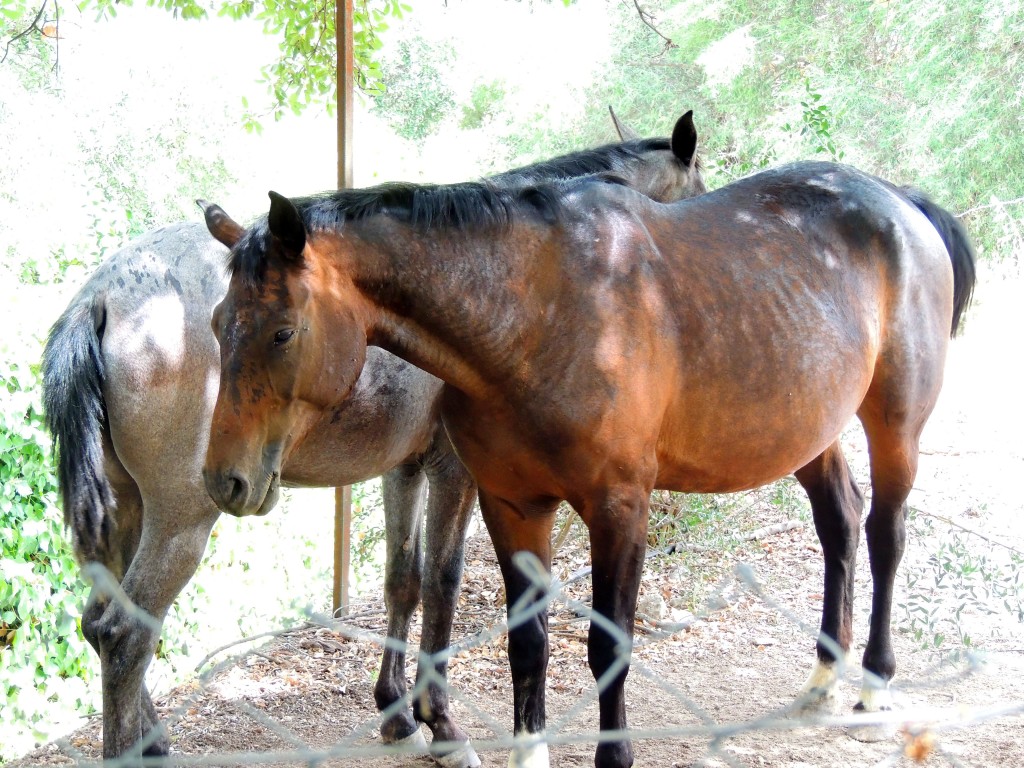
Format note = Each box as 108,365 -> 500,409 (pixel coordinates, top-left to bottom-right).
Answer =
413,443 -> 480,768
373,463 -> 428,749
792,442 -> 865,715
77,444 -> 173,758
90,488 -> 219,759
847,221 -> 953,737
850,366 -> 941,740
853,417 -> 920,728
80,466 -> 169,759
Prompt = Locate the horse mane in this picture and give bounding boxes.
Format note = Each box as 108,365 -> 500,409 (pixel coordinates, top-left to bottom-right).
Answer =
304,181 -> 518,231
493,137 -> 678,184
299,137 -> 672,230
228,172 -> 631,284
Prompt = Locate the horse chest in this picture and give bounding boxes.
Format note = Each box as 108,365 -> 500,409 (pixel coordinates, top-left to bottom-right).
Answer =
439,383 -> 657,504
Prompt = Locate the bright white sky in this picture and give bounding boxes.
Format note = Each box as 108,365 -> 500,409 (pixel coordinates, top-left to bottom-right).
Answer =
46,0 -> 617,215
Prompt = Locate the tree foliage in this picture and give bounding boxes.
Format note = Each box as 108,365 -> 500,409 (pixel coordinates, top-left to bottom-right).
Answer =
214,0 -> 409,130
1,0 -> 410,130
521,0 -> 1022,258
370,34 -> 454,141
0,0 -> 58,86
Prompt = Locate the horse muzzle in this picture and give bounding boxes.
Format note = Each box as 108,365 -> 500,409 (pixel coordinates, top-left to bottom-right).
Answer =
203,464 -> 281,517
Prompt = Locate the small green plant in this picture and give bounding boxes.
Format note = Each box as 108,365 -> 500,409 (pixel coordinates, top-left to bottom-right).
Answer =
900,509 -> 1024,659
782,78 -> 844,162
647,490 -> 727,550
766,477 -> 808,516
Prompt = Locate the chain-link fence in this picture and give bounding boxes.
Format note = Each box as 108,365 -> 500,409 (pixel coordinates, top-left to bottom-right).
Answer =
15,510 -> 1024,768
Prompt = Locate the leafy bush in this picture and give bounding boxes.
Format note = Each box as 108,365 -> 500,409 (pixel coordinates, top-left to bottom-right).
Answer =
351,479 -> 387,594
0,342 -> 95,760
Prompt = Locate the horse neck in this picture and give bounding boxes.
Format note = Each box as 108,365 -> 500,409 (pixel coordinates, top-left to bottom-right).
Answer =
328,217 -> 547,399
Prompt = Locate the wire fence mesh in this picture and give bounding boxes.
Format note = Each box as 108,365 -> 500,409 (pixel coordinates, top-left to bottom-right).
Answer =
15,505 -> 1024,768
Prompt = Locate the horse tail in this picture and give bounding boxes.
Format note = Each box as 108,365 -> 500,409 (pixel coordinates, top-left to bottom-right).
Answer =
41,293 -> 115,564
902,187 -> 977,337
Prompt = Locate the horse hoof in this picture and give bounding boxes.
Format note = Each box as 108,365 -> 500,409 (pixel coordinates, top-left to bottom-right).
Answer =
848,686 -> 898,741
508,740 -> 548,768
793,686 -> 843,717
141,726 -> 171,756
392,728 -> 428,751
432,740 -> 481,768
142,740 -> 171,757
848,721 -> 896,743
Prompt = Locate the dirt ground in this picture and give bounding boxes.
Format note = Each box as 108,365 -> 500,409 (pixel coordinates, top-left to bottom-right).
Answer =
11,269 -> 1024,767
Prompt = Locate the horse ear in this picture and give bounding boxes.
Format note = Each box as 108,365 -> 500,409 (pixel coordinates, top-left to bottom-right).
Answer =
197,199 -> 245,249
671,110 -> 698,168
608,105 -> 641,142
267,191 -> 306,261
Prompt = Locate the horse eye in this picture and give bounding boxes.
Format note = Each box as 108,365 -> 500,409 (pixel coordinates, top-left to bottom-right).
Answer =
273,329 -> 296,346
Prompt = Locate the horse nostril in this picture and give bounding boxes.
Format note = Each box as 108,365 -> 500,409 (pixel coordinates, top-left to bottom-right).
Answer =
204,468 -> 250,512
225,471 -> 249,509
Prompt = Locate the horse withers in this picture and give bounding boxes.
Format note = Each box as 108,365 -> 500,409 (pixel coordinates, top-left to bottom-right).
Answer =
202,162 -> 974,768
40,109 -> 705,765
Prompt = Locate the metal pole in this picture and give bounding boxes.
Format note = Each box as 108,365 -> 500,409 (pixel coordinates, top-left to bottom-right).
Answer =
336,0 -> 354,189
332,0 -> 354,617
333,486 -> 353,616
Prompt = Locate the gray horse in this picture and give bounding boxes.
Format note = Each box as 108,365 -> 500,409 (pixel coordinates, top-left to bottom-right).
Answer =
41,110 -> 705,766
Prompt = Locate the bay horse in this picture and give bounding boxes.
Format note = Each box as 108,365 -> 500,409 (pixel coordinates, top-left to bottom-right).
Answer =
40,109 -> 705,765
202,161 -> 975,768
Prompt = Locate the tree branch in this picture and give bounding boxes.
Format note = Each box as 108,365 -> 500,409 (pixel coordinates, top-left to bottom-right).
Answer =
958,195 -> 1024,219
51,0 -> 59,75
1,0 -> 48,66
624,0 -> 675,52
911,507 -> 1024,557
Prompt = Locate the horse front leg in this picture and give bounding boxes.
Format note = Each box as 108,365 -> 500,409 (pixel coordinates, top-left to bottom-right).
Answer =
793,442 -> 865,714
585,488 -> 649,768
89,505 -> 218,760
478,489 -> 558,768
374,463 -> 427,748
414,444 -> 480,768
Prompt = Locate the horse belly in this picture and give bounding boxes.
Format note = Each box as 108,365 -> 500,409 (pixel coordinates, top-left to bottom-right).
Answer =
655,416 -> 853,493
655,348 -> 874,494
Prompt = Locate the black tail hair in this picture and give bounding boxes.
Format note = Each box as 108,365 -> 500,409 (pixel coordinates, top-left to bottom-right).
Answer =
40,296 -> 114,564
902,187 -> 977,337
